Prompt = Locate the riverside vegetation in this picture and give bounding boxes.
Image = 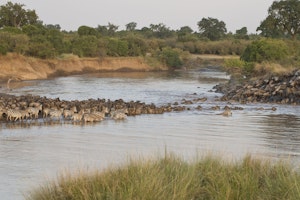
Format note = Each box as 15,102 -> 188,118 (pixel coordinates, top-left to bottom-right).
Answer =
0,1 -> 300,79
27,154 -> 300,200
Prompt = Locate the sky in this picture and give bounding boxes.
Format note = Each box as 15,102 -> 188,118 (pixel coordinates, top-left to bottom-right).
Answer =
3,0 -> 275,33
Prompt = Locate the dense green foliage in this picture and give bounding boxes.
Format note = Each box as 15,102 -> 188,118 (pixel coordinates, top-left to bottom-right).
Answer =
235,27 -> 249,40
257,0 -> 300,39
0,2 -> 252,64
156,47 -> 183,68
27,154 -> 300,200
0,21 -> 252,69
197,17 -> 227,41
241,39 -> 288,63
0,1 -> 39,28
0,0 -> 299,70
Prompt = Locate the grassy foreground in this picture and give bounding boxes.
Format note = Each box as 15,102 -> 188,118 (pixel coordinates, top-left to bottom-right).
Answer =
27,154 -> 300,200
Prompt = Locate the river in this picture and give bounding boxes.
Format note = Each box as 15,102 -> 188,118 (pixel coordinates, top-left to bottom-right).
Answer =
1,69 -> 300,199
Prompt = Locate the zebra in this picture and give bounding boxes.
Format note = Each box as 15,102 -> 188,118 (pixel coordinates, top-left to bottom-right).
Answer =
42,107 -> 52,118
110,108 -> 128,120
29,102 -> 41,108
83,113 -> 104,122
217,108 -> 232,117
111,112 -> 127,120
71,113 -> 83,122
49,108 -> 64,120
91,106 -> 109,119
18,101 -> 28,108
221,110 -> 232,117
6,109 -> 23,121
0,108 -> 6,120
70,106 -> 77,113
19,110 -> 30,121
63,109 -> 74,119
27,106 -> 41,119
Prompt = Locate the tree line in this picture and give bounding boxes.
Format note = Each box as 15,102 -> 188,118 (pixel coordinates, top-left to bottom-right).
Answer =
0,1 -> 299,68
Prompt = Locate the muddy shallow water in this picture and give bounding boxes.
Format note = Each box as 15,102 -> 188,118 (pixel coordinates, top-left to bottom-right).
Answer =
1,70 -> 300,199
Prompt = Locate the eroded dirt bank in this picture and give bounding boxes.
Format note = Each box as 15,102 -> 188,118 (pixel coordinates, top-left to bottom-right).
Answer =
0,54 -> 167,81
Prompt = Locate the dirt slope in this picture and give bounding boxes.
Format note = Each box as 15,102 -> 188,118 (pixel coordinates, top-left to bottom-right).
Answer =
0,54 -> 167,81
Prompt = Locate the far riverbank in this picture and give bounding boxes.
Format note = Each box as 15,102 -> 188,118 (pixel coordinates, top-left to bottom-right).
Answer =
0,53 -> 168,82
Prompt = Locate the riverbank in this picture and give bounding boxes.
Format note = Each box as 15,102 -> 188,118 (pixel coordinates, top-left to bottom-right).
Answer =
0,53 -> 167,82
27,154 -> 300,200
0,53 -> 239,82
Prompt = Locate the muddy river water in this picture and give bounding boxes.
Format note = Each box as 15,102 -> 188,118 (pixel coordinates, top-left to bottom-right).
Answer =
1,70 -> 300,199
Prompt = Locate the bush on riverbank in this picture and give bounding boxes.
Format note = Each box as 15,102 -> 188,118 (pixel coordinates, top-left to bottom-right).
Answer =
223,39 -> 300,78
241,39 -> 289,63
27,154 -> 300,200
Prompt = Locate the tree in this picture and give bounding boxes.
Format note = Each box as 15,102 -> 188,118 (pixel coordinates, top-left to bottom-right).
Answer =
257,0 -> 300,39
125,22 -> 137,31
96,25 -> 108,36
149,23 -> 173,38
107,22 -> 119,36
177,26 -> 196,42
45,24 -> 61,30
177,26 -> 193,35
0,1 -> 39,28
78,25 -> 97,36
139,27 -> 153,38
235,27 -> 249,39
197,17 -> 227,41
22,24 -> 46,36
256,15 -> 284,38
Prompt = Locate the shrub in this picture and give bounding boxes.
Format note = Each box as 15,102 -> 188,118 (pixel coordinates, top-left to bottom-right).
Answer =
241,39 -> 288,63
123,36 -> 147,56
77,25 -> 98,36
0,32 -> 29,54
192,40 -> 249,55
179,41 -> 196,53
156,47 -> 183,69
0,44 -> 7,55
224,58 -> 245,68
71,35 -> 99,57
25,35 -> 55,58
106,38 -> 129,56
243,62 -> 255,76
224,58 -> 255,77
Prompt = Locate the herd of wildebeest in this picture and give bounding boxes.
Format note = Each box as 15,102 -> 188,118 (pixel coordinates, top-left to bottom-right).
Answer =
0,92 -> 242,125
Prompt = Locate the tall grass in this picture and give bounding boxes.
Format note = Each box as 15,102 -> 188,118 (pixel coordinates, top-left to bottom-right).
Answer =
27,154 -> 300,200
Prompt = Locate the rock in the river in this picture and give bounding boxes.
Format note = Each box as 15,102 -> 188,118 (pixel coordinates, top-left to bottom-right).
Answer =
215,70 -> 300,105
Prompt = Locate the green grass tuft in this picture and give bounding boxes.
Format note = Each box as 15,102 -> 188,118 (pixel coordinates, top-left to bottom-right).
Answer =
27,154 -> 300,200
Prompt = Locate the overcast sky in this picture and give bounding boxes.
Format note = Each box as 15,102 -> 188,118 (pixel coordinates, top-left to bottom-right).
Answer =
4,0 -> 274,33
